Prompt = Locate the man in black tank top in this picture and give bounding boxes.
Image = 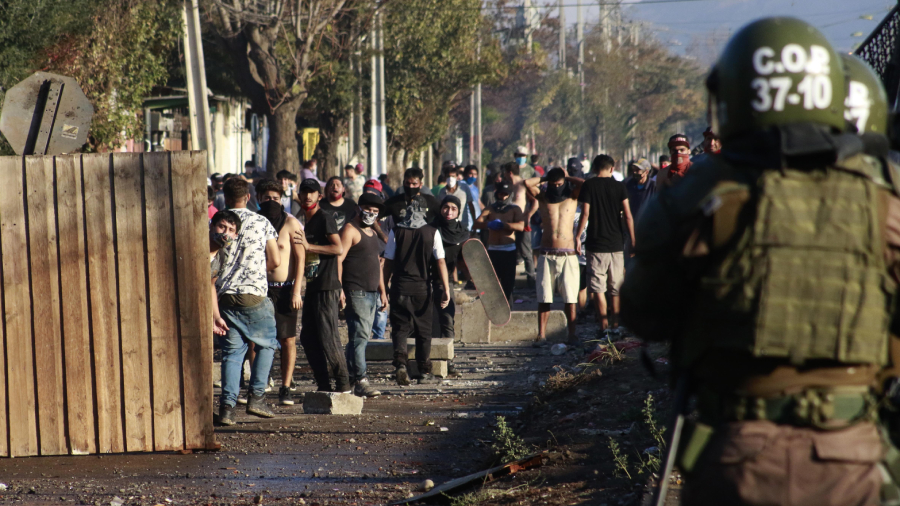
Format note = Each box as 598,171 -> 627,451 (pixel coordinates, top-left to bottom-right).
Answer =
383,195 -> 451,386
337,194 -> 387,398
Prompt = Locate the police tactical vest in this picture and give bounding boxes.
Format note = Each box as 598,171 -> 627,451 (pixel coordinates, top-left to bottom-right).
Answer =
694,158 -> 893,367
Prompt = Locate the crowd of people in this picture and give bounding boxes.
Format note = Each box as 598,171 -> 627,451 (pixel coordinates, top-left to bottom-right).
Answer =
202,13 -> 900,504
205,131 -> 722,425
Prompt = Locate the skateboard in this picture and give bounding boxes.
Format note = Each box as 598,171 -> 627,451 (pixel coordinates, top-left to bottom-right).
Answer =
461,238 -> 511,326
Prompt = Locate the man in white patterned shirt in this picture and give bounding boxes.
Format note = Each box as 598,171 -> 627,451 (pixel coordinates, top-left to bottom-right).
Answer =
215,178 -> 281,426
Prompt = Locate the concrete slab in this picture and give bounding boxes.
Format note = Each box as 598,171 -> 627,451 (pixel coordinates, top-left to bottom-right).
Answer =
302,392 -> 364,415
455,300 -> 490,343
490,310 -> 568,343
365,338 -> 454,361
407,360 -> 449,378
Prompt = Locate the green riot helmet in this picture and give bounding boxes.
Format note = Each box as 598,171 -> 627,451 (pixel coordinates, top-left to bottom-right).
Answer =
840,54 -> 889,135
708,17 -> 845,141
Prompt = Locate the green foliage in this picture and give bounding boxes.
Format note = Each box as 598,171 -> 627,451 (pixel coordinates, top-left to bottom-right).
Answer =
0,0 -> 97,154
383,0 -> 505,157
0,0 -> 183,153
50,0 -> 183,150
491,416 -> 531,462
446,489 -> 498,506
582,32 -> 707,158
608,393 -> 668,481
608,437 -> 632,479
640,393 -> 666,474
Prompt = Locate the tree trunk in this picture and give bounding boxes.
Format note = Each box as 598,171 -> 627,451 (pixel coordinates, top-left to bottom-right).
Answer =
265,98 -> 303,179
386,144 -> 406,189
316,116 -> 348,182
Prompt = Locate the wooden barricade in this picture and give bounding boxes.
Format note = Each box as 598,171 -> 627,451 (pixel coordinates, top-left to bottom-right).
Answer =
0,151 -> 214,456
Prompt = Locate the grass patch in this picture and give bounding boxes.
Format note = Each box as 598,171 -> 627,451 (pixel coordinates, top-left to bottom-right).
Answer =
492,415 -> 532,462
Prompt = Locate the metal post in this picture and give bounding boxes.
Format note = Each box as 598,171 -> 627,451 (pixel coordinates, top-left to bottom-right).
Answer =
182,0 -> 214,174
558,0 -> 566,70
524,0 -> 534,55
600,1 -> 611,54
577,1 -> 585,159
469,90 -> 475,165
427,144 -> 434,188
475,82 -> 482,171
377,18 -> 387,176
369,12 -> 387,179
144,107 -> 152,152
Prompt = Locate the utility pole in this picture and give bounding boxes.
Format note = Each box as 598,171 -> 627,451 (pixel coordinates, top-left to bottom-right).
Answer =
558,0 -> 566,70
469,91 -> 476,165
577,1 -> 585,158
369,11 -> 387,179
181,0 -> 214,174
474,35 -> 483,179
475,82 -> 482,172
524,0 -> 534,55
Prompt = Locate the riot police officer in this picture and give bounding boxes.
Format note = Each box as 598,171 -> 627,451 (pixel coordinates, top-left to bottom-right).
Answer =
622,17 -> 900,506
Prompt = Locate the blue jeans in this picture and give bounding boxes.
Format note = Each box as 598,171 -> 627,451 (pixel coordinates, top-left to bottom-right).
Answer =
220,299 -> 278,407
372,307 -> 388,340
344,290 -> 379,382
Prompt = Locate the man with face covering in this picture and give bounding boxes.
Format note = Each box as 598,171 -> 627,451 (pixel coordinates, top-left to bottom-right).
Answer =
215,178 -> 281,425
382,192 -> 451,386
431,196 -> 467,341
524,168 -> 584,345
662,133 -> 693,187
256,179 -> 305,406
384,168 -> 440,226
338,193 -> 388,397
292,178 -> 350,394
210,210 -> 242,338
515,146 -> 535,179
474,181 -> 526,302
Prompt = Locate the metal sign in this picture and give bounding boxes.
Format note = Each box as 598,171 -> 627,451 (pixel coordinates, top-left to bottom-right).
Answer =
0,72 -> 94,155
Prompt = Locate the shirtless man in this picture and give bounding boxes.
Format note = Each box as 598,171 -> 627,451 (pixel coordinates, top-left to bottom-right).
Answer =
524,168 -> 584,345
473,181 -> 525,302
503,162 -> 537,288
256,179 -> 305,406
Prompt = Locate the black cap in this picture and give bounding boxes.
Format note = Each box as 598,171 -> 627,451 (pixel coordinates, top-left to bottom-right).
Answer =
298,178 -> 322,194
357,192 -> 385,211
441,195 -> 462,209
495,182 -> 512,195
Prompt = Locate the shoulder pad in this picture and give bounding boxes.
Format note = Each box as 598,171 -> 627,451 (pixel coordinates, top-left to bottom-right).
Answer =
834,153 -> 893,191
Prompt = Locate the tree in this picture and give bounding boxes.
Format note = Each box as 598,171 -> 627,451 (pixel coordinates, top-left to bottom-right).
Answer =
46,0 -> 183,151
381,0 -> 504,185
0,0 -> 94,154
0,0 -> 184,153
204,0 -> 359,178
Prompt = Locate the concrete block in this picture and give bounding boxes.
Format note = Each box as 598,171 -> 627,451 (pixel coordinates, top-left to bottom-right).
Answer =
455,301 -> 490,344
490,310 -> 567,343
302,392 -> 364,415
365,338 -> 454,361
408,360 -> 449,378
212,361 -> 222,385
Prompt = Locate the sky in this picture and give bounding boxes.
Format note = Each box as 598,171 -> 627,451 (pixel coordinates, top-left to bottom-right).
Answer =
555,0 -> 897,66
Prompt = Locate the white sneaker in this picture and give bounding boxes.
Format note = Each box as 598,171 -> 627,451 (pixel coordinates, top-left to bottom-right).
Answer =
236,396 -> 248,405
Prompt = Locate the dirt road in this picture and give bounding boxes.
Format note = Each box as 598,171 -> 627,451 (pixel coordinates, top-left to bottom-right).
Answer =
0,342 -> 575,505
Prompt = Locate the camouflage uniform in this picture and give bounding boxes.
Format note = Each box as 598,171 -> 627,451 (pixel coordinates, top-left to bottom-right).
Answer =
621,18 -> 900,506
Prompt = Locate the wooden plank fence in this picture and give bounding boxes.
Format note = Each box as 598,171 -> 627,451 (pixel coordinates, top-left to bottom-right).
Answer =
0,151 -> 214,456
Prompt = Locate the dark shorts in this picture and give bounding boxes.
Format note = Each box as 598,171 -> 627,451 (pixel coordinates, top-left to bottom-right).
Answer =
267,282 -> 298,339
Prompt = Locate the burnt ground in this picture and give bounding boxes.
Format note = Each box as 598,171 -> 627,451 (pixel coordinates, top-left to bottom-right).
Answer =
0,288 -> 675,506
